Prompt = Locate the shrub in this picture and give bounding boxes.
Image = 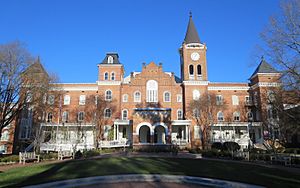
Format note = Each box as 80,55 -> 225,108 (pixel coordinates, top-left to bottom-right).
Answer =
40,153 -> 57,161
0,155 -> 19,163
223,142 -> 240,152
74,150 -> 83,159
211,142 -> 223,151
83,150 -> 100,158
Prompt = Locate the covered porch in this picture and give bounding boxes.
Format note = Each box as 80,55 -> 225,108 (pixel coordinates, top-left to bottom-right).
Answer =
171,120 -> 191,147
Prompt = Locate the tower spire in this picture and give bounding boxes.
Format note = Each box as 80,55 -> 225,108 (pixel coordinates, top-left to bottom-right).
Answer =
184,12 -> 200,44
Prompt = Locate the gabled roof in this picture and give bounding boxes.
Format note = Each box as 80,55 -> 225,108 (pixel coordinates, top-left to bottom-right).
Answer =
24,56 -> 48,76
100,52 -> 121,64
184,13 -> 201,44
250,58 -> 279,78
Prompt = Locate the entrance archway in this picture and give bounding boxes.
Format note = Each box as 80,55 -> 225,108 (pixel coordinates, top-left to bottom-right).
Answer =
139,125 -> 150,143
154,125 -> 166,144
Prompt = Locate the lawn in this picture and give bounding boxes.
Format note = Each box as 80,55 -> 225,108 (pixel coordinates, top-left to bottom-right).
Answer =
0,157 -> 299,187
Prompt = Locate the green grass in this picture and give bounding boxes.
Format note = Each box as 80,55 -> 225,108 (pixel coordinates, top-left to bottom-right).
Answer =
0,157 -> 299,187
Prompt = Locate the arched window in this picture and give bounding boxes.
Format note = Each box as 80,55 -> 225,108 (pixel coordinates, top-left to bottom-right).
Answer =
64,95 -> 70,105
111,72 -> 115,81
217,111 -> 224,122
62,111 -> 69,123
122,109 -> 128,120
108,56 -> 113,64
247,111 -> 253,121
146,80 -> 158,102
47,112 -> 53,123
197,64 -> 201,75
164,91 -> 171,102
193,90 -> 200,100
78,112 -> 84,122
105,90 -> 112,101
104,72 -> 109,80
104,108 -> 112,118
1,130 -> 9,141
193,108 -> 200,118
177,109 -> 183,120
122,94 -> 128,102
134,91 -> 141,102
189,65 -> 194,75
233,111 -> 240,121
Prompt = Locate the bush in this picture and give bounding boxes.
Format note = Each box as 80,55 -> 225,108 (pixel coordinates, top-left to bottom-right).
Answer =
201,149 -> 219,158
40,153 -> 57,161
83,150 -> 100,158
284,148 -> 300,154
74,150 -> 83,159
0,155 -> 19,163
223,142 -> 240,152
211,142 -> 223,151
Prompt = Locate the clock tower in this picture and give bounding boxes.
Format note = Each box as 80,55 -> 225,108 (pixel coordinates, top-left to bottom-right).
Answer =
179,13 -> 208,81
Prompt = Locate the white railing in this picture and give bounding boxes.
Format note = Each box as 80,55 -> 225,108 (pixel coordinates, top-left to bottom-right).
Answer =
99,139 -> 130,148
172,140 -> 188,146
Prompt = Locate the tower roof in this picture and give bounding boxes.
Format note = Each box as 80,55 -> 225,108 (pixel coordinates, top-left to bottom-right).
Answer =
100,52 -> 121,64
184,13 -> 201,44
250,57 -> 279,78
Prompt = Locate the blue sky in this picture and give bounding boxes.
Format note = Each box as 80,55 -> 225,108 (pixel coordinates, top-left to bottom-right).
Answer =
0,0 -> 280,83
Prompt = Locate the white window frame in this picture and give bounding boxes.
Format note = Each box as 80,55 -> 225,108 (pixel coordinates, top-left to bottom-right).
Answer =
104,108 -> 112,118
177,94 -> 182,102
111,72 -> 115,81
48,95 -> 55,105
105,90 -> 112,101
194,125 -> 200,139
79,95 -> 86,105
217,111 -> 224,122
233,111 -> 240,121
216,95 -> 223,105
134,91 -> 141,102
78,111 -> 84,122
47,112 -> 53,123
193,90 -> 200,100
107,56 -> 113,64
0,130 -> 9,141
122,109 -> 128,120
232,95 -> 239,105
247,111 -> 253,121
123,94 -> 128,102
146,80 -> 158,102
104,72 -> 109,80
163,91 -> 171,102
177,109 -> 183,120
64,95 -> 71,105
62,111 -> 69,123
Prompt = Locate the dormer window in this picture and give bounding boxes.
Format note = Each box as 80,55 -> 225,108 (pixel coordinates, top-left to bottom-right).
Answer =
108,56 -> 113,64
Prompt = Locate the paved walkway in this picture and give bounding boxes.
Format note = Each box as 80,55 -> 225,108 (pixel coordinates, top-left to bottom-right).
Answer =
24,174 -> 265,188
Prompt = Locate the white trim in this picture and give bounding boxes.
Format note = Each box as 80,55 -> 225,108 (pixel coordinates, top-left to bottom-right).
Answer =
104,72 -> 109,81
163,91 -> 171,102
177,109 -> 183,120
250,72 -> 281,80
111,72 -> 115,81
208,86 -> 249,91
105,89 -> 112,101
251,82 -> 281,89
97,81 -> 121,85
153,122 -> 169,136
98,64 -> 123,67
134,91 -> 141,102
50,86 -> 98,91
136,122 -> 153,135
183,81 -> 209,85
122,109 -> 128,120
122,94 -> 128,102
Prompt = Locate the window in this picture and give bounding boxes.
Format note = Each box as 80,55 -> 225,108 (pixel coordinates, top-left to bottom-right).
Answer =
217,111 -> 224,121
48,95 -> 55,105
104,72 -> 109,80
193,90 -> 200,100
95,95 -> 98,105
232,95 -> 239,105
64,95 -> 70,105
193,108 -> 200,118
164,91 -> 171,102
177,94 -> 182,102
78,112 -> 84,122
26,92 -> 32,103
216,95 -> 223,105
267,90 -> 276,102
62,111 -> 69,123
194,126 -> 200,139
105,90 -> 112,101
104,108 -> 112,118
189,65 -> 194,75
197,65 -> 201,75
79,95 -> 86,105
47,112 -> 53,123
233,111 -> 240,121
245,96 -> 251,105
123,94 -> 128,102
177,109 -> 183,120
247,111 -> 253,121
134,91 -> 141,102
111,72 -> 115,81
122,109 -> 128,120
107,56 -> 113,64
43,94 -> 47,104
254,92 -> 258,105
0,130 -> 9,141
146,80 -> 158,102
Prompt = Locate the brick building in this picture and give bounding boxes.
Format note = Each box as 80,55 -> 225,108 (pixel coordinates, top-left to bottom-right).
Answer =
13,15 -> 282,152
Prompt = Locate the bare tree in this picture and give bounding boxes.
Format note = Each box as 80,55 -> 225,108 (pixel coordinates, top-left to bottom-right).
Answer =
188,93 -> 223,149
0,41 -> 52,139
260,0 -> 300,94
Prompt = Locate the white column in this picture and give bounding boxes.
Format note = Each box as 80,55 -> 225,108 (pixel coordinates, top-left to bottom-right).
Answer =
113,124 -> 116,140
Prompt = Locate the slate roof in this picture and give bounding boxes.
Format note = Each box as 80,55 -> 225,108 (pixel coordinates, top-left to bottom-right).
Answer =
100,53 -> 121,64
24,56 -> 48,76
184,14 -> 201,44
250,58 -> 279,78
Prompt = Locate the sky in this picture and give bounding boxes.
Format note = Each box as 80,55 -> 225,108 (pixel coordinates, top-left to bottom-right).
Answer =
0,0 -> 281,83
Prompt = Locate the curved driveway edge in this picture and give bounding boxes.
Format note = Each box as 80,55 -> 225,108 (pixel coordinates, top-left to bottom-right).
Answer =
24,174 -> 265,188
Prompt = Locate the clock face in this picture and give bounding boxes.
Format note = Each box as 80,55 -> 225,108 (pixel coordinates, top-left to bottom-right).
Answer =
191,52 -> 200,61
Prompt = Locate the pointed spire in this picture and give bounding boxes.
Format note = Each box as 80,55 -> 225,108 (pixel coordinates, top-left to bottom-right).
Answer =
250,57 -> 279,78
36,56 -> 41,64
184,12 -> 201,44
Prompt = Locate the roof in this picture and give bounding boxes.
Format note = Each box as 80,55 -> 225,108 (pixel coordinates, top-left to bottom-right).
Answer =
184,13 -> 201,44
250,58 -> 279,78
100,53 -> 121,64
23,56 -> 48,76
